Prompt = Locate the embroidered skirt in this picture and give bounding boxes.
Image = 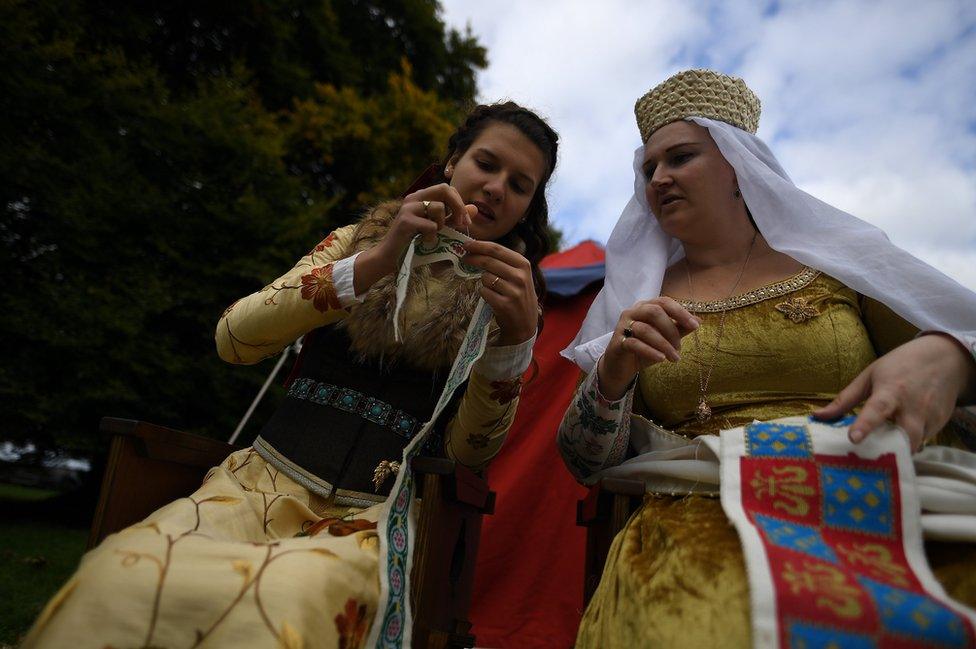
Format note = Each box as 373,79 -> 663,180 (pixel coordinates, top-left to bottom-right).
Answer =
23,448 -> 387,649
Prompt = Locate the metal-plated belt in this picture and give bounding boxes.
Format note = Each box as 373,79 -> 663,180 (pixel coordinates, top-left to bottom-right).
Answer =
286,377 -> 420,439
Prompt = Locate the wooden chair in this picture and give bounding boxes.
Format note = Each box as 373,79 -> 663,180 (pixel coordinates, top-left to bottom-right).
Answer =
90,417 -> 494,649
576,408 -> 976,607
575,476 -> 644,605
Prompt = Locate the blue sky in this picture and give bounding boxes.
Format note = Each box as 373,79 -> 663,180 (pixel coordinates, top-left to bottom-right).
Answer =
440,0 -> 976,290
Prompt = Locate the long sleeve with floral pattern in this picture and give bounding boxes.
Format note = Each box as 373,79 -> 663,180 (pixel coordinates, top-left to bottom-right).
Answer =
216,226 -> 359,365
556,368 -> 634,482
446,336 -> 534,472
216,224 -> 535,472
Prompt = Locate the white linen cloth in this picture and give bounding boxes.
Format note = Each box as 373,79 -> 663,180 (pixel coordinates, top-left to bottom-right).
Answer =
589,415 -> 976,543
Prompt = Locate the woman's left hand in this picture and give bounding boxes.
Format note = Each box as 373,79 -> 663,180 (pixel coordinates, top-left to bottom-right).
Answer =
462,240 -> 538,346
814,334 -> 976,450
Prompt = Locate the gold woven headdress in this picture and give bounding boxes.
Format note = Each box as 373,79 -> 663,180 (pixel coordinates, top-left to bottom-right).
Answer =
634,69 -> 761,142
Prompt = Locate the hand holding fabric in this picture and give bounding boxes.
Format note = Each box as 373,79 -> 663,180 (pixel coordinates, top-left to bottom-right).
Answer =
814,334 -> 976,450
355,185 -> 477,294
389,184 -> 475,255
462,240 -> 538,346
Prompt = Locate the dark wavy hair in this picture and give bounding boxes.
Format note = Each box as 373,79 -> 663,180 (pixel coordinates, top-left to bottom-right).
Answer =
434,101 -> 559,302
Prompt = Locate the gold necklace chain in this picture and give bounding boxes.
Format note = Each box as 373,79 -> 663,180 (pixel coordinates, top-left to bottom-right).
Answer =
685,231 -> 758,423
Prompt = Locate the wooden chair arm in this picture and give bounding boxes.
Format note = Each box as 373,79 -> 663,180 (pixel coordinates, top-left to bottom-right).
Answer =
576,477 -> 644,526
99,417 -> 240,468
410,457 -> 495,648
412,456 -> 495,514
577,477 -> 644,606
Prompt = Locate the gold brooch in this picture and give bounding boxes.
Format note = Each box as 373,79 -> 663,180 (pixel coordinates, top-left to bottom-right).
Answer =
775,297 -> 820,323
372,459 -> 401,492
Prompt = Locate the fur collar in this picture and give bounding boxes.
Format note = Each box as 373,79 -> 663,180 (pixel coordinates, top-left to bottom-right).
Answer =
337,201 -> 495,372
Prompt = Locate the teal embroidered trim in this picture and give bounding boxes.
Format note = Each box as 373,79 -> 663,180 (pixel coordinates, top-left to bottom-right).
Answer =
374,298 -> 495,648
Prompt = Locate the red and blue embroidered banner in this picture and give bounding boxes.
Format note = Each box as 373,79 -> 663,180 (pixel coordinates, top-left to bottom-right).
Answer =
720,416 -> 976,648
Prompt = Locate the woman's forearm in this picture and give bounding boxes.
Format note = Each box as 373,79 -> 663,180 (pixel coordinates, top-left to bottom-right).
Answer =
443,336 -> 535,471
556,369 -> 634,481
352,243 -> 397,297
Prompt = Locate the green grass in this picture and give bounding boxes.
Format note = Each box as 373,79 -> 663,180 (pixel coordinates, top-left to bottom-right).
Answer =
0,483 -> 88,645
0,483 -> 58,502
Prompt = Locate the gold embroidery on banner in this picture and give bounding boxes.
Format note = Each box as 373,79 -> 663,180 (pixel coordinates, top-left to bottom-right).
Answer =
750,465 -> 815,517
781,561 -> 863,619
775,297 -> 821,323
834,542 -> 910,588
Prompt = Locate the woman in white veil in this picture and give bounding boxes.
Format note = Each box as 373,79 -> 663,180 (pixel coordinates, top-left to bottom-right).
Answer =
557,69 -> 976,648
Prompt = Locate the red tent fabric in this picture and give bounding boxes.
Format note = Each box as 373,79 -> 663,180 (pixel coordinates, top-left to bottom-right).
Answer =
469,241 -> 605,648
539,240 -> 605,269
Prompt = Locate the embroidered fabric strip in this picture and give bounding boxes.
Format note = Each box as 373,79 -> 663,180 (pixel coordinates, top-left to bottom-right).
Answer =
719,416 -> 976,648
366,294 -> 495,649
365,228 -> 492,649
360,227 -> 493,647
392,226 -> 480,341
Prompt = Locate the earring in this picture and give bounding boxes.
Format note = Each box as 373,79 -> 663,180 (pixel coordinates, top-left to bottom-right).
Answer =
733,188 -> 741,198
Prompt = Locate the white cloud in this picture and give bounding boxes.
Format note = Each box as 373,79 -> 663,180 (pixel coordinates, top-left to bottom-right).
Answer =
440,0 -> 976,290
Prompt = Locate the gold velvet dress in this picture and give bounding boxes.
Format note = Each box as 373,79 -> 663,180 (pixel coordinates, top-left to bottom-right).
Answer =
572,269 -> 976,648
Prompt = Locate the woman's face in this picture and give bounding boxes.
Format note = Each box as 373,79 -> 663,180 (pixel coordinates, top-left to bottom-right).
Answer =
446,122 -> 547,241
641,120 -> 739,240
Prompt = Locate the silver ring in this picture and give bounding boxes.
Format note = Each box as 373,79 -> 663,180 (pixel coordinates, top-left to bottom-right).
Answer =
490,276 -> 501,290
422,200 -> 431,218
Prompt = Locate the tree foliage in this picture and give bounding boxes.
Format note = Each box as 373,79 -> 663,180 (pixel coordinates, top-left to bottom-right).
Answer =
0,0 -> 487,451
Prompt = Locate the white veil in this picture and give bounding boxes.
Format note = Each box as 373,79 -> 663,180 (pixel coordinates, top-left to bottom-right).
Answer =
561,117 -> 976,372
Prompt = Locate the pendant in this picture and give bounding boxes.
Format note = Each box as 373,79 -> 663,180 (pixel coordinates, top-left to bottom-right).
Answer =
696,398 -> 712,423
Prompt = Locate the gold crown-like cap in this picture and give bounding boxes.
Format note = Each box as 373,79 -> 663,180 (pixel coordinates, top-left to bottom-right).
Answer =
634,69 -> 761,142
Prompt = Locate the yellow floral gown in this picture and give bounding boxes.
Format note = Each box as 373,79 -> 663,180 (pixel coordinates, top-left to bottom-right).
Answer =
24,216 -> 530,648
26,448 -> 379,648
558,269 -> 976,648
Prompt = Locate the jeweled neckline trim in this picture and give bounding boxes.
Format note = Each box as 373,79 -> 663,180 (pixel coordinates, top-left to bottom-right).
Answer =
676,267 -> 821,313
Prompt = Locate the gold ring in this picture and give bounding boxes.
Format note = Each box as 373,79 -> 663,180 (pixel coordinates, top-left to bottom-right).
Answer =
622,319 -> 635,338
422,200 -> 431,218
490,276 -> 501,290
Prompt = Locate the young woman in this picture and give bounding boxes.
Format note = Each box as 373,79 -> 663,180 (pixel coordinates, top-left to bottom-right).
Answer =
25,102 -> 559,648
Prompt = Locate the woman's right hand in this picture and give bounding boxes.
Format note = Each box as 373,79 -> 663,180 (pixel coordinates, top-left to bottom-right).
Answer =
381,184 -> 476,263
355,184 -> 477,294
596,297 -> 701,400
